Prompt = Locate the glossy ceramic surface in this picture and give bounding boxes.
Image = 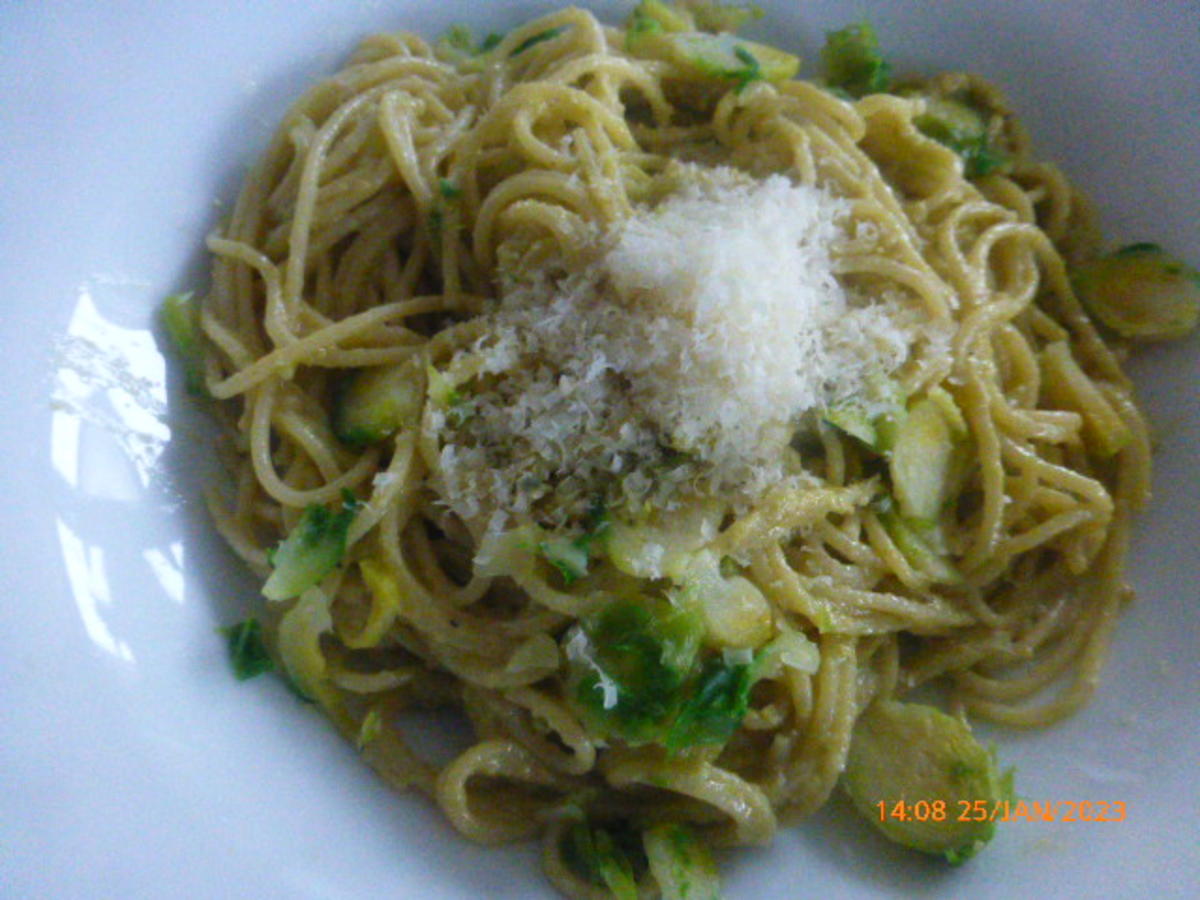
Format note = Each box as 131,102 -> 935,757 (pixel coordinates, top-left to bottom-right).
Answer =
1,2 -> 1196,897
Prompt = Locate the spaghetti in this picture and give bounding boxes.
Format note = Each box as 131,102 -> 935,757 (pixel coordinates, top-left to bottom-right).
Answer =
192,5 -> 1169,896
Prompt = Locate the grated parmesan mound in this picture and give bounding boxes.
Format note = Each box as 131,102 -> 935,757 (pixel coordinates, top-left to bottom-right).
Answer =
436,166 -> 920,527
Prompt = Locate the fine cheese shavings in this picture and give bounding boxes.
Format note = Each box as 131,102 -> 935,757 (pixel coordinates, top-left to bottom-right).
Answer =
437,166 -> 918,526
564,628 -> 619,710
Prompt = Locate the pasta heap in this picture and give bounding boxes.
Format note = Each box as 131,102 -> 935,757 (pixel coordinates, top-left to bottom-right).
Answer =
190,4 -> 1177,896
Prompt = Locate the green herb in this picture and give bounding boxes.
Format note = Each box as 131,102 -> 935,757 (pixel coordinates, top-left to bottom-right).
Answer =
665,654 -> 757,749
567,597 -> 702,743
435,25 -> 505,69
718,555 -> 742,578
440,24 -> 475,54
913,96 -> 1008,178
538,500 -> 610,584
356,707 -> 384,749
563,823 -> 641,900
821,21 -> 892,98
877,502 -> 962,585
262,491 -> 360,601
962,141 -> 1006,178
626,0 -> 693,50
644,823 -> 721,900
511,25 -> 567,56
540,537 -> 591,584
732,45 -> 763,92
1115,242 -> 1163,256
627,9 -> 665,46
438,178 -> 462,200
921,125 -> 1007,178
159,291 -> 206,396
220,618 -> 274,681
444,387 -> 473,428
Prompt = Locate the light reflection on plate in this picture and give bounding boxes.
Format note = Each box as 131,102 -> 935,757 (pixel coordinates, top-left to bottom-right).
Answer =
1,2 -> 1196,898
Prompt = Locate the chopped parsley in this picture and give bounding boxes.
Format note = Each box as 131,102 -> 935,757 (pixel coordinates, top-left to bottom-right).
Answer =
912,95 -> 1009,178
563,823 -> 641,900
511,25 -> 567,56
262,492 -> 360,601
665,654 -> 758,748
220,618 -> 274,681
821,21 -> 892,98
732,45 -> 763,93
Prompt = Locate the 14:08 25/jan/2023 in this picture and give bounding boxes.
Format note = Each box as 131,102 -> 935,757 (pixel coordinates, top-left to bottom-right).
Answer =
876,799 -> 1128,824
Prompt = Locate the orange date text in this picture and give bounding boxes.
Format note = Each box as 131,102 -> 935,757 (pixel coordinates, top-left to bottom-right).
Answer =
875,799 -> 1127,824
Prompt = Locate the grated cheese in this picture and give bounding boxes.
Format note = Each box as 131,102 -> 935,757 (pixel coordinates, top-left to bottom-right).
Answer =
436,165 -> 920,526
564,627 -> 618,710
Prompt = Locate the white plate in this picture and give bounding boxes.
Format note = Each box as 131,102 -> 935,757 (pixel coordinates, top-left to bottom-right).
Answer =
1,2 -> 1196,897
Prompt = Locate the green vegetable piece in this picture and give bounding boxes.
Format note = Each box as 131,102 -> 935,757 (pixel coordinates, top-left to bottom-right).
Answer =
426,364 -> 463,407
823,403 -> 879,448
823,376 -> 908,451
565,597 -> 703,743
436,25 -> 489,69
511,25 -> 567,56
1072,244 -> 1200,341
872,407 -> 906,454
564,824 -> 640,900
262,493 -> 359,601
876,503 -> 962,585
756,625 -> 820,676
691,2 -> 764,34
821,21 -> 891,98
842,700 -> 1012,862
673,552 -> 773,649
220,618 -> 274,681
275,586 -> 333,704
665,653 -> 757,749
435,25 -> 505,69
539,500 -> 610,584
438,24 -> 475,54
730,45 -> 763,92
540,536 -> 591,584
627,12 -> 666,47
425,364 -> 473,425
332,363 -> 423,447
159,291 -> 206,396
584,495 -> 612,537
629,30 -> 799,86
627,0 -> 695,45
605,497 -> 722,581
718,555 -> 742,578
914,96 -> 1007,178
888,395 -> 960,523
924,385 -> 968,437
644,823 -> 721,900
356,706 -> 384,749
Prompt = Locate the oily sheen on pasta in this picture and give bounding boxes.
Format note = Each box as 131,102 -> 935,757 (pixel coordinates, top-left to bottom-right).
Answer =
195,6 -> 1154,897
